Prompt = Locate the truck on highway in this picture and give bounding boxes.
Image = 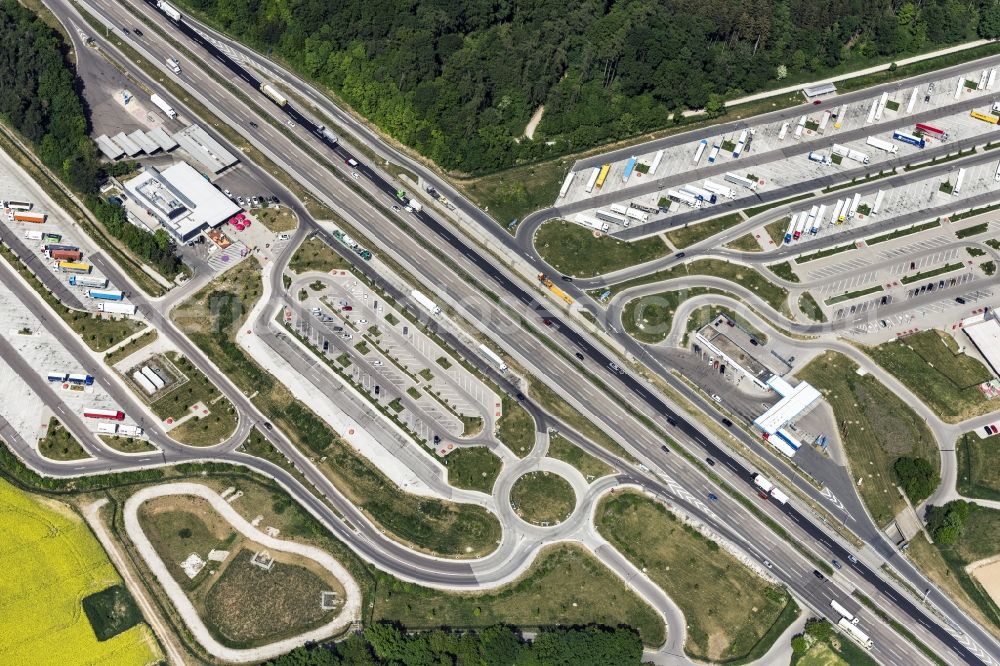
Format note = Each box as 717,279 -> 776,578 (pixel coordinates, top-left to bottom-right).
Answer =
830,600 -> 859,624
707,144 -> 721,163
609,203 -> 629,216
410,289 -> 441,316
69,275 -> 108,289
807,151 -> 830,165
97,422 -> 118,434
119,424 -> 143,437
478,343 -> 508,373
558,172 -> 575,198
14,211 -> 45,223
150,93 -> 177,119
783,215 -> 797,243
865,136 -> 897,153
752,473 -> 774,492
260,83 -> 287,107
703,180 -> 736,199
682,185 -> 716,204
724,172 -> 757,191
314,125 -> 338,144
871,190 -> 885,215
892,131 -> 925,148
165,57 -> 181,74
770,487 -> 789,504
693,140 -> 707,164
648,150 -> 664,175
87,289 -> 124,301
157,0 -> 182,21
537,273 -> 574,305
584,167 -> 601,193
622,156 -> 637,183
97,302 -> 137,315
47,372 -> 94,385
837,618 -> 873,649
83,408 -> 124,421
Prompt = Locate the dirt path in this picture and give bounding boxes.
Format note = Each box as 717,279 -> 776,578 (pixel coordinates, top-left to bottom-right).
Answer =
524,105 -> 545,140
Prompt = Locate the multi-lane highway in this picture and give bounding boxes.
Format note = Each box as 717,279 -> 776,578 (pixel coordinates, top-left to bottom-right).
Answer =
16,0 -> 1000,663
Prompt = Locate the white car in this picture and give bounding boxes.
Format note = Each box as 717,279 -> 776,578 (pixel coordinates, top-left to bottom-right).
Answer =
224,188 -> 232,197
278,233 -> 290,241
357,319 -> 368,324
372,360 -> 383,367
711,394 -> 721,403
351,172 -> 360,180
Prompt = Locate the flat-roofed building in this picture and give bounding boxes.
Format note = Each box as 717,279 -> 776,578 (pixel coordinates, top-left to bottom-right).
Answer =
172,124 -> 238,173
112,132 -> 143,157
95,135 -> 125,160
964,314 -> 1000,377
803,82 -> 837,98
123,161 -> 239,242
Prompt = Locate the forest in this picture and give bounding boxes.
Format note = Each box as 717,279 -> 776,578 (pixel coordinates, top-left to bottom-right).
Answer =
176,0 -> 1000,174
0,0 -> 181,277
266,623 -> 643,665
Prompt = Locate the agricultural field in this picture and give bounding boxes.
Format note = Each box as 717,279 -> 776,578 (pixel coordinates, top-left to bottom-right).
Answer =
596,491 -> 797,662
798,352 -> 938,528
0,478 -> 160,664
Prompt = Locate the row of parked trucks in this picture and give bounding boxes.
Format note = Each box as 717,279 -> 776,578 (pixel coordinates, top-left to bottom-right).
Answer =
783,189 -> 886,243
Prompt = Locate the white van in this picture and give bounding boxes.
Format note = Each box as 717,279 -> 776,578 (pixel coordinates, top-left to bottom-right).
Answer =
166,57 -> 181,74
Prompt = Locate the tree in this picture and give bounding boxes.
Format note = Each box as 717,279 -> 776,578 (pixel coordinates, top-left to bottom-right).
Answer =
926,500 -> 970,544
980,3 -> 1000,39
775,64 -> 788,80
894,457 -> 939,504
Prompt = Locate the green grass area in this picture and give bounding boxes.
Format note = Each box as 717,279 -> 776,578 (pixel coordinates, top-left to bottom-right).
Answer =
824,285 -> 882,306
354,340 -> 371,355
798,352 -> 938,528
905,147 -> 976,173
81,585 -> 143,642
288,237 -> 351,273
743,192 -> 813,219
602,259 -> 789,314
866,219 -> 940,245
768,261 -> 799,282
798,292 -> 827,322
621,287 -> 722,344
497,394 -> 536,457
387,398 -> 403,413
148,353 -> 238,447
956,433 -> 1000,501
444,447 -> 503,494
795,242 -> 856,264
510,471 -> 577,525
418,368 -> 433,381
435,355 -> 452,369
596,492 -> 796,662
251,206 -> 298,232
38,417 -> 88,461
100,434 -> 156,454
104,329 -> 156,366
372,543 -> 665,645
865,331 -> 993,422
534,220 -> 668,277
790,620 -> 878,666
724,233 -> 762,252
547,433 -> 614,479
764,217 -> 791,245
931,505 -> 1000,629
336,353 -> 351,367
900,262 -> 964,284
172,258 -> 501,558
952,202 -> 1000,222
664,212 -> 744,249
968,247 -> 987,257
683,305 -> 768,347
459,161 -> 566,230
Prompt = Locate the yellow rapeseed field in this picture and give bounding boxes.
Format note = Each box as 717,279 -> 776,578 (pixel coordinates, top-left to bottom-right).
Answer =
0,479 -> 160,665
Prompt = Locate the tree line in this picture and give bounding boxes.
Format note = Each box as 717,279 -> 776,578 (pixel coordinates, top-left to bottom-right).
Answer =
266,623 -> 643,665
0,0 -> 181,277
176,0 -> 1000,175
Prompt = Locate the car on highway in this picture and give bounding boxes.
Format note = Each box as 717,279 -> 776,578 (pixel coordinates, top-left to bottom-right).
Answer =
575,352 -> 584,360
705,457 -> 716,466
762,559 -> 773,569
341,333 -> 352,340
249,121 -> 258,128
352,172 -> 360,180
711,393 -> 721,402
813,570 -> 825,580
660,444 -> 670,453
278,233 -> 290,241
675,252 -> 685,258
543,319 -> 552,326
516,392 -> 526,401
707,492 -> 718,501
372,360 -> 383,367
561,275 -> 573,282
847,554 -> 858,564
757,491 -> 769,500
832,559 -> 842,570
346,158 -> 358,167
342,305 -> 353,311
666,416 -> 677,426
721,418 -> 733,428
263,422 -> 273,430
133,27 -> 143,36
812,99 -> 822,105
357,319 -> 368,324
392,205 -> 401,212
287,120 -> 295,127
121,26 -> 130,34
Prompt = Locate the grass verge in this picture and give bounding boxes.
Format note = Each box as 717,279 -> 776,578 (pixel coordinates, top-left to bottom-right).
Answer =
104,329 -> 157,366
665,212 -> 744,249
509,471 -> 576,525
547,433 -> 614,479
38,417 -> 88,461
288,237 -> 352,273
444,447 -> 503,494
956,432 -> 1000,501
798,292 -> 827,322
534,220 -> 668,277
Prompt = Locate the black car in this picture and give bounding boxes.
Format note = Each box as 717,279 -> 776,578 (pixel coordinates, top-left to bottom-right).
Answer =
322,340 -> 329,351
374,385 -> 381,395
561,275 -> 573,282
956,297 -> 967,304
721,418 -> 733,427
705,457 -> 716,466
675,252 -> 686,258
433,435 -> 441,444
133,27 -> 143,36
660,444 -> 670,453
249,121 -> 259,128
813,570 -> 825,580
263,422 -> 273,430
575,352 -> 585,360
666,416 -> 677,426
516,392 -> 526,402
